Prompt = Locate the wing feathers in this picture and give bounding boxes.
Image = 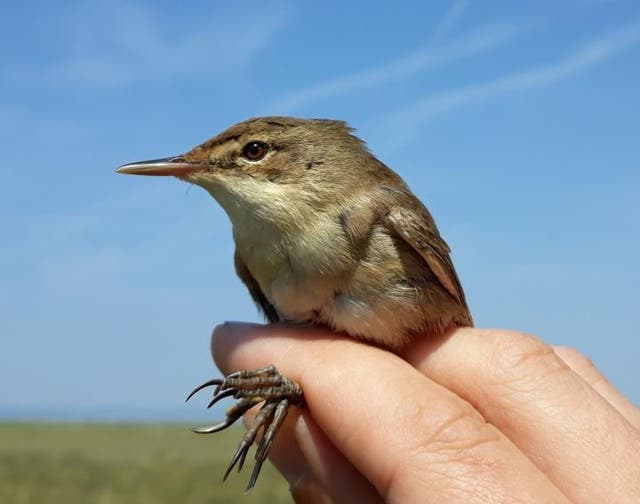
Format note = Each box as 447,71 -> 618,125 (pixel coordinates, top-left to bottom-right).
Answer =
387,207 -> 466,305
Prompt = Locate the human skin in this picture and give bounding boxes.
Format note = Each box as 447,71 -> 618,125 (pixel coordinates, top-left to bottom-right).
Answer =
211,323 -> 640,503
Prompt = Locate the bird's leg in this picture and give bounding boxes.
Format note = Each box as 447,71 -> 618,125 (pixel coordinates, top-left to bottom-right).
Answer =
186,365 -> 303,493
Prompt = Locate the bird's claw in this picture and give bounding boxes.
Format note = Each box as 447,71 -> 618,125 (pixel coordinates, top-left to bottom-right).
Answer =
187,364 -> 303,493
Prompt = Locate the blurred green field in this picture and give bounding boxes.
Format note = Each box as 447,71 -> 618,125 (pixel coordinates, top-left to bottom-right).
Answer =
0,422 -> 291,503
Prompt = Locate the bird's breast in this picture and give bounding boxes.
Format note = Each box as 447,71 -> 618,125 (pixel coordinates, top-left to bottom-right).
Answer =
234,208 -> 356,320
231,197 -> 463,349
236,215 -> 434,348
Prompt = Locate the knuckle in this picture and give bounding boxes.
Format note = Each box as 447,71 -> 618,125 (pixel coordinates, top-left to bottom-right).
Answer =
489,330 -> 568,392
554,345 -> 596,370
420,400 -> 487,453
385,396 -> 504,499
554,345 -> 608,389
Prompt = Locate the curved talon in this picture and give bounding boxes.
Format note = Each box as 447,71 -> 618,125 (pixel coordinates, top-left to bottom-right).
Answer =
190,419 -> 234,434
192,398 -> 257,434
223,442 -> 250,482
186,378 -> 223,402
247,455 -> 266,494
207,388 -> 236,409
236,441 -> 250,474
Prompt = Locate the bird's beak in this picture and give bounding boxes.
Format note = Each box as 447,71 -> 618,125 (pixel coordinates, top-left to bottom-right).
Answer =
116,156 -> 203,177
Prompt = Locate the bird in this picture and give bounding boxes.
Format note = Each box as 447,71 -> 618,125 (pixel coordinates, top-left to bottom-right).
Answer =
117,116 -> 472,492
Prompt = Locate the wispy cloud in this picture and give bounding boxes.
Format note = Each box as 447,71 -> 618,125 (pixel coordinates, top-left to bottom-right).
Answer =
2,0 -> 290,88
388,21 -> 640,139
269,19 -> 521,113
431,0 -> 470,43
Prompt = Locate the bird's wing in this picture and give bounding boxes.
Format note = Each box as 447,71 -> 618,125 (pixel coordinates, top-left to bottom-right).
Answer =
386,205 -> 467,306
234,251 -> 281,323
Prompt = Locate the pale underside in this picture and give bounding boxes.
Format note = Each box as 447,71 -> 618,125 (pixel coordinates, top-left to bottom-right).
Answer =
204,176 -> 469,350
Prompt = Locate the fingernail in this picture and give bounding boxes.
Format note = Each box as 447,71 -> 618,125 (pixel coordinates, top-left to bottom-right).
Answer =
213,321 -> 252,335
211,322 -> 255,362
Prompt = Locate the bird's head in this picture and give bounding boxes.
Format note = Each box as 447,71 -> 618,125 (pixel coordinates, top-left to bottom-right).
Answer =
117,117 -> 386,223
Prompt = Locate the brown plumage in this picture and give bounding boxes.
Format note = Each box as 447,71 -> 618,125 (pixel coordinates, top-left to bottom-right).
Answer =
117,116 -> 472,491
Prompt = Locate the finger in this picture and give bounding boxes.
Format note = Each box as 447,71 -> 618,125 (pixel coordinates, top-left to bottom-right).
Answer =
552,346 -> 640,429
213,322 -> 569,503
405,327 -> 640,504
244,407 -> 382,503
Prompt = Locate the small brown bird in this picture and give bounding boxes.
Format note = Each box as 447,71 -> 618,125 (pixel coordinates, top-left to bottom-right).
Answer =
117,117 -> 472,491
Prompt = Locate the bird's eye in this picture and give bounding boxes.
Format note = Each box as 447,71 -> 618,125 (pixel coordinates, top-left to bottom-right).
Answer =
242,141 -> 268,161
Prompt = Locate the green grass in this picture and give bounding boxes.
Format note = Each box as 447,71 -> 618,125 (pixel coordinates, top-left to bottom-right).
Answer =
0,422 -> 291,503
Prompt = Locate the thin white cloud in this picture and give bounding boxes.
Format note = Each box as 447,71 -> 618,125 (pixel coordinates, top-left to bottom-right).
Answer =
431,0 -> 470,43
390,21 -> 640,137
269,20 -> 521,113
2,0 -> 290,88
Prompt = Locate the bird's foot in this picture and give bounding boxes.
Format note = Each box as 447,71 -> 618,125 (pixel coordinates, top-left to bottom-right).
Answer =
186,364 -> 303,493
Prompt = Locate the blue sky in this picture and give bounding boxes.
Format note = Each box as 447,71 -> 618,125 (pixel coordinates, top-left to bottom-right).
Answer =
1,0 -> 638,420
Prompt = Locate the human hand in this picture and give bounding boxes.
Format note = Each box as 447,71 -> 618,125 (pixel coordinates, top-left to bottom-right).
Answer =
212,323 -> 640,503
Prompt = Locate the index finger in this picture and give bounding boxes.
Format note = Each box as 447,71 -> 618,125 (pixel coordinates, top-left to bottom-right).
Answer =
212,323 -> 568,503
